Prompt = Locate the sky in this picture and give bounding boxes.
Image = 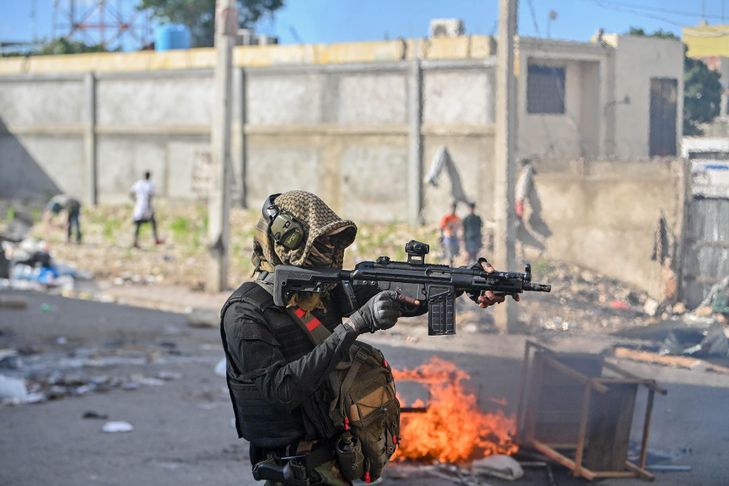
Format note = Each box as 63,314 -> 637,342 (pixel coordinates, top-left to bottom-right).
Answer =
0,0 -> 727,50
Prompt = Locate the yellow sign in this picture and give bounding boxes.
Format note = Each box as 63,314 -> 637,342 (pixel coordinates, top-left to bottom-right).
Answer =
683,24 -> 729,58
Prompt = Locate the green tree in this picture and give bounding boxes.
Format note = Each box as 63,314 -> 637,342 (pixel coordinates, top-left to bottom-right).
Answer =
39,38 -> 108,55
139,0 -> 284,47
683,57 -> 723,135
628,27 -> 722,135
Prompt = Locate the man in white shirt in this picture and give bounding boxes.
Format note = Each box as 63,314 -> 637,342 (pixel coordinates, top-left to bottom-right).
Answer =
129,171 -> 162,248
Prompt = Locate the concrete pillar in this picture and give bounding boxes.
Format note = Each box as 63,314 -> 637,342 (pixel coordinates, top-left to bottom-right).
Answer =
83,72 -> 97,205
232,68 -> 247,208
493,0 -> 519,331
407,51 -> 424,225
207,0 -> 236,292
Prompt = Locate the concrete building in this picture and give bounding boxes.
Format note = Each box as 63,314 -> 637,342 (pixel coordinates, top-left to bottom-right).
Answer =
519,34 -> 683,160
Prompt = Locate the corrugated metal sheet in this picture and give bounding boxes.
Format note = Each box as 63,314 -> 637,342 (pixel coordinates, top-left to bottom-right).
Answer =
683,198 -> 729,307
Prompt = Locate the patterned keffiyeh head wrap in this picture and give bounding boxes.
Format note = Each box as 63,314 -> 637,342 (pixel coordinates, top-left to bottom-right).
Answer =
252,191 -> 357,271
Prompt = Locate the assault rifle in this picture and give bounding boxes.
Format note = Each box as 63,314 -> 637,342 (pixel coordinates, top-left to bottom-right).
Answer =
273,240 -> 550,335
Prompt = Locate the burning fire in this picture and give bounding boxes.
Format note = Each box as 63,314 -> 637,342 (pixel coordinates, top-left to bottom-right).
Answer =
392,357 -> 518,463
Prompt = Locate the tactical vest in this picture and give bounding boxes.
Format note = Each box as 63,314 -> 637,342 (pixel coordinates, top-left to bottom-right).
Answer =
220,282 -> 319,448
221,281 -> 400,481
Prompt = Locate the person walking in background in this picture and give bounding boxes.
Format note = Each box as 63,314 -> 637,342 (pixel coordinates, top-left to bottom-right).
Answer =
439,202 -> 462,266
130,171 -> 162,248
515,158 -> 534,223
462,202 -> 483,263
515,158 -> 551,255
43,194 -> 82,244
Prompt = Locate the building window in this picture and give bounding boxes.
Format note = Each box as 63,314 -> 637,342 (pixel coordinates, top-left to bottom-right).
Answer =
527,64 -> 566,114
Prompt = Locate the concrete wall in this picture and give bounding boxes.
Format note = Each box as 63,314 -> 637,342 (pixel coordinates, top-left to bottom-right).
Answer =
0,36 -> 688,296
534,158 -> 686,297
0,54 -> 497,223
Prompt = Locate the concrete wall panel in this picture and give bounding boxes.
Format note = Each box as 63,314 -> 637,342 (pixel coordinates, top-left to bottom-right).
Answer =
337,73 -> 407,125
246,74 -> 322,125
421,135 -> 495,223
166,139 -> 212,200
0,80 -> 84,126
97,137 -> 167,201
97,76 -> 213,126
245,139 -> 321,204
0,134 -> 84,199
340,143 -> 408,221
423,69 -> 493,125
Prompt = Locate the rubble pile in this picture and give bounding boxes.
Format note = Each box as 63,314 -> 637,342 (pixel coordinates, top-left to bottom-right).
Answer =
0,344 -> 184,406
520,262 -> 677,333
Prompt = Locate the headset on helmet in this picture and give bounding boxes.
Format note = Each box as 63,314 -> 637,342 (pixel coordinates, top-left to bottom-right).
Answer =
262,193 -> 306,250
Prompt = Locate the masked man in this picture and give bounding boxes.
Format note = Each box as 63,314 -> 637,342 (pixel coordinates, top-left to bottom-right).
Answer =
220,191 -> 506,485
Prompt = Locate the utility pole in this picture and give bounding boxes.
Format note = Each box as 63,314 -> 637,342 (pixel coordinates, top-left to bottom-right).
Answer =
493,0 -> 519,332
207,0 -> 237,292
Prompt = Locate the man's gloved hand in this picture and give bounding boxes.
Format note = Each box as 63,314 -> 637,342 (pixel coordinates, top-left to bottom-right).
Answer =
349,290 -> 420,334
466,258 -> 520,308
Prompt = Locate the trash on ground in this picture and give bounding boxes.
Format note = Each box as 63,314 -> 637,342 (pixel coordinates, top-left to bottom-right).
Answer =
157,370 -> 182,381
214,358 -> 226,377
0,374 -> 29,403
0,349 -> 22,370
645,464 -> 692,472
83,410 -> 109,420
186,307 -> 218,328
101,421 -> 134,433
661,325 -> 729,358
614,347 -> 729,374
0,296 -> 27,309
472,454 -> 524,481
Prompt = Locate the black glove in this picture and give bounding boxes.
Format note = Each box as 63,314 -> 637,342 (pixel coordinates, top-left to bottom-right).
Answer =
349,290 -> 404,334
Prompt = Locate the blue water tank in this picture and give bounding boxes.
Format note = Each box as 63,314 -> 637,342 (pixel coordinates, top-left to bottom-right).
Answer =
155,24 -> 192,51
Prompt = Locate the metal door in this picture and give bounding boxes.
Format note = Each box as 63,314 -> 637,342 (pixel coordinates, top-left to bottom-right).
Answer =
682,197 -> 729,307
649,78 -> 678,157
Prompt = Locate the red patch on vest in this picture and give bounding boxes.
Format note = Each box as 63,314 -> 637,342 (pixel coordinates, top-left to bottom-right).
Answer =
305,317 -> 321,332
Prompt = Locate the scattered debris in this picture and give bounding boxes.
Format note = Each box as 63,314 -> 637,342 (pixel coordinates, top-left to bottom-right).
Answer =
614,347 -> 729,375
214,358 -> 226,377
609,299 -> 631,311
472,454 -> 524,481
101,421 -> 134,433
661,325 -> 729,358
186,307 -> 218,328
646,464 -> 692,472
0,296 -> 27,309
157,370 -> 182,381
643,298 -> 659,317
83,411 -> 109,420
0,374 -> 29,403
0,349 -> 22,370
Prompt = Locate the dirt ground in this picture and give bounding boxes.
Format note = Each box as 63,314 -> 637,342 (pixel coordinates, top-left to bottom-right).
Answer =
1,289 -> 727,486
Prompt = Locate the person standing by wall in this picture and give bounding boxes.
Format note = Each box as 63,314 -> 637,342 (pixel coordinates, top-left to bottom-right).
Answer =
129,171 -> 162,248
43,194 -> 82,244
439,202 -> 462,266
462,202 -> 483,263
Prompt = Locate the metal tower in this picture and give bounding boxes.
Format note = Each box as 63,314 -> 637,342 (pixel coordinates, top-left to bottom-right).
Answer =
52,0 -> 153,51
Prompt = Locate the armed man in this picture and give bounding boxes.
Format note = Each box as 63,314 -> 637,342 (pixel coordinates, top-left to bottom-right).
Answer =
220,191 -> 513,485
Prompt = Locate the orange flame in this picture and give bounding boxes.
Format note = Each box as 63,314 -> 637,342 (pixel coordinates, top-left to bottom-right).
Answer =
392,357 -> 518,463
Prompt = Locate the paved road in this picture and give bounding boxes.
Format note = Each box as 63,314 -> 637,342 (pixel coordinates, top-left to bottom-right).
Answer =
1,290 -> 726,485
